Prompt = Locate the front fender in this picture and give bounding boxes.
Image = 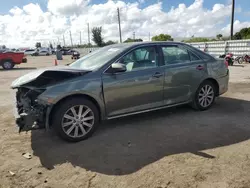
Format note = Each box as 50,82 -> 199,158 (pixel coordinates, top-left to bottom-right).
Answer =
37,77 -> 105,118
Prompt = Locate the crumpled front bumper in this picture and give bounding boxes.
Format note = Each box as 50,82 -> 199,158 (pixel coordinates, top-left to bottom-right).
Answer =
13,92 -> 50,132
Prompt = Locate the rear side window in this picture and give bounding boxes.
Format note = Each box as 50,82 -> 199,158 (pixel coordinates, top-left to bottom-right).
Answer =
183,44 -> 214,61
161,46 -> 190,65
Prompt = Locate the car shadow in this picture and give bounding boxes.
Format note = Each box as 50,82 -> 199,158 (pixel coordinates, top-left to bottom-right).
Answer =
31,97 -> 250,175
0,67 -> 37,71
232,64 -> 245,67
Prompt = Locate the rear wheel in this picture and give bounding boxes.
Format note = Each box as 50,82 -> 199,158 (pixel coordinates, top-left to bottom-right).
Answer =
2,61 -> 14,70
238,57 -> 244,64
192,81 -> 216,111
52,98 -> 99,142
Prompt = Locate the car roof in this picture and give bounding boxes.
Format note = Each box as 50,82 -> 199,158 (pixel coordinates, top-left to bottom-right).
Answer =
110,41 -> 185,48
107,41 -> 215,60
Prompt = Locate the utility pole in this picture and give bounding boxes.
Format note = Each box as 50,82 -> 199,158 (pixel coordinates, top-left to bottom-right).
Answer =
69,31 -> 73,47
117,8 -> 122,43
133,32 -> 135,40
88,23 -> 90,46
80,31 -> 82,45
63,35 -> 66,47
149,32 -> 150,41
230,0 -> 235,40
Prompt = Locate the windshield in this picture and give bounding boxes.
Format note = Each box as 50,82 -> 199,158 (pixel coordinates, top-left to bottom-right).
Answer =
69,45 -> 128,70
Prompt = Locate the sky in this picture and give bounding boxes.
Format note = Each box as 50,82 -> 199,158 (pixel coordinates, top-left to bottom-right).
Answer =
0,0 -> 249,48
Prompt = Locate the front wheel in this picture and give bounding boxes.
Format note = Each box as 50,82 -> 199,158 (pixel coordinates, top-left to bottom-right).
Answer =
2,61 -> 14,70
191,81 -> 216,111
52,98 -> 100,142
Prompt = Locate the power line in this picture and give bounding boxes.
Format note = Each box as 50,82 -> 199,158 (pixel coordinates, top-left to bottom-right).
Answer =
117,8 -> 122,43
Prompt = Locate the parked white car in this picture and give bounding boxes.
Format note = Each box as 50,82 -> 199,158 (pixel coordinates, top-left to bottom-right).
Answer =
24,49 -> 37,55
31,50 -> 51,56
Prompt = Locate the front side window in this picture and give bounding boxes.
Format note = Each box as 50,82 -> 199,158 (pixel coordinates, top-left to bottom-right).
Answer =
120,46 -> 157,72
161,46 -> 190,65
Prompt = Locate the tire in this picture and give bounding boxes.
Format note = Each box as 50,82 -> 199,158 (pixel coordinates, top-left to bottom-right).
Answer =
2,61 -> 14,70
238,57 -> 244,64
191,80 -> 216,111
52,97 -> 100,142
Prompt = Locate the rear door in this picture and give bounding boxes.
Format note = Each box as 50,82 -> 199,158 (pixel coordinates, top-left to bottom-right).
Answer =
159,45 -> 207,105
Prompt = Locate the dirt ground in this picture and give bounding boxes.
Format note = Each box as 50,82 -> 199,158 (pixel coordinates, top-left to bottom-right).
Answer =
1,56 -> 250,188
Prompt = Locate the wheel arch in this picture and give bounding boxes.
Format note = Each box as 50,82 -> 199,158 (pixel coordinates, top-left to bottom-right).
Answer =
0,58 -> 13,65
48,93 -> 103,127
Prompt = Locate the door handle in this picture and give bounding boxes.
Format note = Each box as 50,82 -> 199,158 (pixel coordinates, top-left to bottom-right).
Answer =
152,72 -> 163,78
196,65 -> 204,70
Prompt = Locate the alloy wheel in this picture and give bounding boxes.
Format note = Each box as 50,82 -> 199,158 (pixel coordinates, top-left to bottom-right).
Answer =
61,105 -> 95,138
198,85 -> 214,108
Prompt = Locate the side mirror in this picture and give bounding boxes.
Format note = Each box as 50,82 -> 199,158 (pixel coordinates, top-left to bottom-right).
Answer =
111,63 -> 127,73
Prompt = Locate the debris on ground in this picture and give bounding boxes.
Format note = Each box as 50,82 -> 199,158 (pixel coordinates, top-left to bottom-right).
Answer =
24,168 -> 32,172
8,171 -> 15,176
22,152 -> 32,159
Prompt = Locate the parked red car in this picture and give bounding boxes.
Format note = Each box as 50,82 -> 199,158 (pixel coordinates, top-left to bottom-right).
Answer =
0,51 -> 27,69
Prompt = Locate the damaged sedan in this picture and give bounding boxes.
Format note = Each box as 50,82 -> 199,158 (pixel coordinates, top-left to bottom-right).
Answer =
11,42 -> 229,142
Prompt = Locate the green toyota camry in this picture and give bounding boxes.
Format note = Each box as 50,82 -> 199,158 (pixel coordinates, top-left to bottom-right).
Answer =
11,42 -> 229,142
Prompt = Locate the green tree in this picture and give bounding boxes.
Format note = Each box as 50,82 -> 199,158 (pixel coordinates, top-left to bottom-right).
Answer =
151,34 -> 173,41
183,37 -> 210,43
104,40 -> 117,46
56,44 -> 62,49
92,27 -> 104,47
49,43 -> 53,49
35,42 -> 41,48
124,38 -> 143,43
233,27 -> 250,40
216,34 -> 223,40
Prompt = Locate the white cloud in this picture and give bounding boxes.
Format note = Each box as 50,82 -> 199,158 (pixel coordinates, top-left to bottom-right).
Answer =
0,0 -> 249,48
47,0 -> 90,16
221,20 -> 250,35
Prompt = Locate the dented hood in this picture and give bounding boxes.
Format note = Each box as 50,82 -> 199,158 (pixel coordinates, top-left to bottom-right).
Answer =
11,65 -> 90,89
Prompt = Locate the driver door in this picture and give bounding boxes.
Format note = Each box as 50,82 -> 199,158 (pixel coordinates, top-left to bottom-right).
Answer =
102,45 -> 165,117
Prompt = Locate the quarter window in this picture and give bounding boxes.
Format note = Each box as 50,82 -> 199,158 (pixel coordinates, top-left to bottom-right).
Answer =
189,52 -> 200,61
120,47 -> 157,72
161,46 -> 190,65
